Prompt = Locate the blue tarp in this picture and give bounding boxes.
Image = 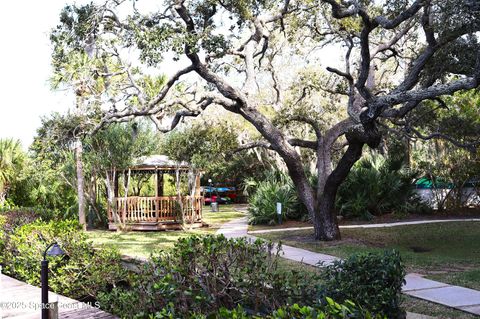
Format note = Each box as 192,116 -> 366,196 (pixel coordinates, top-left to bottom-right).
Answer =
203,186 -> 236,193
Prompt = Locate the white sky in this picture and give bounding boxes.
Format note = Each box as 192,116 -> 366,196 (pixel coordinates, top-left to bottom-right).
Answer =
0,1 -> 85,149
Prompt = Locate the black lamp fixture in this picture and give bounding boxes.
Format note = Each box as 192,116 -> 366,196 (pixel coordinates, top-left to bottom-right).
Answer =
41,243 -> 65,319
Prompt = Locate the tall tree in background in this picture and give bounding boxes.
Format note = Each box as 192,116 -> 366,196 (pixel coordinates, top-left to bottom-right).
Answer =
0,139 -> 25,205
31,112 -> 161,224
50,32 -> 128,228
88,121 -> 160,226
51,0 -> 480,240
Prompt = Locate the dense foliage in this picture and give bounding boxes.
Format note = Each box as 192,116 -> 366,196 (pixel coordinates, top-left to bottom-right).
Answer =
0,139 -> 27,206
336,153 -> 430,220
98,234 -> 320,317
3,118 -> 161,224
119,301 -> 383,319
0,209 -> 403,318
3,219 -> 127,300
320,251 -> 406,319
0,209 -> 47,265
162,121 -> 271,185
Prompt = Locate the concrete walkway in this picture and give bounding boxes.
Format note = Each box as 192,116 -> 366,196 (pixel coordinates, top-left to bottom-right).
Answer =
249,218 -> 480,234
217,216 -> 480,316
0,274 -> 117,318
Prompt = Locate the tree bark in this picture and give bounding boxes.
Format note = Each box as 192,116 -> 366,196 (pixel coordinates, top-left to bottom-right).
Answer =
75,137 -> 87,231
313,142 -> 365,240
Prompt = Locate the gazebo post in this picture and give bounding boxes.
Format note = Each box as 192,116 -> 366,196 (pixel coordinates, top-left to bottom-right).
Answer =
157,171 -> 163,196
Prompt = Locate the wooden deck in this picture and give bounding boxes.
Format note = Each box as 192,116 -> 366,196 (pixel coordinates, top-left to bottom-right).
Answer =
0,274 -> 117,318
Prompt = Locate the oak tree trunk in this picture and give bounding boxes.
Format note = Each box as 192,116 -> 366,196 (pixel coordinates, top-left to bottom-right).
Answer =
297,141 -> 365,241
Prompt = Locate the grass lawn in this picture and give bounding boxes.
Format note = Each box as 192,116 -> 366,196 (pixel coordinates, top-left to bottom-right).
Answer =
254,222 -> 480,291
87,205 -> 245,257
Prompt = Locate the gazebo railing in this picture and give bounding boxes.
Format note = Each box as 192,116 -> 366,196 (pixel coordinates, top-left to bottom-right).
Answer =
109,196 -> 203,223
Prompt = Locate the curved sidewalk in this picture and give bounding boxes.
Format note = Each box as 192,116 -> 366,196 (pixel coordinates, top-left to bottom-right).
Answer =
217,217 -> 480,316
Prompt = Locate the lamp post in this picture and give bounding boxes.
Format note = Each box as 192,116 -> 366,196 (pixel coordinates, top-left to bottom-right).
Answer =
41,243 -> 65,319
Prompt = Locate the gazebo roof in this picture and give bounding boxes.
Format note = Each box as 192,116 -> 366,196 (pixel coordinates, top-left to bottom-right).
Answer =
132,155 -> 191,170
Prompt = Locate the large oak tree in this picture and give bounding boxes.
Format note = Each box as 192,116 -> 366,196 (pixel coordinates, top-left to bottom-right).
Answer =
51,0 -> 480,240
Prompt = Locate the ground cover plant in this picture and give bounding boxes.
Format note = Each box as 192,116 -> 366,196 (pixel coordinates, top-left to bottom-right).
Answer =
255,222 -> 480,290
124,301 -> 384,319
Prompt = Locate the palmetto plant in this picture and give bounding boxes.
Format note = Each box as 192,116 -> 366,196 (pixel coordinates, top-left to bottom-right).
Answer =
336,153 -> 425,220
0,139 -> 25,204
248,171 -> 306,225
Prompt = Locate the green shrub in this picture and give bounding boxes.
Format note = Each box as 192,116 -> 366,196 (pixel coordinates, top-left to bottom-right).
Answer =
4,219 -> 127,300
337,153 -> 430,220
0,210 -> 41,266
320,250 -> 406,318
269,299 -> 384,319
130,300 -> 384,319
98,235 -> 320,317
248,171 -> 307,225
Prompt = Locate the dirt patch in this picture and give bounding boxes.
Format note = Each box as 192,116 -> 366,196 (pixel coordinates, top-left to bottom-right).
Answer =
409,246 -> 433,253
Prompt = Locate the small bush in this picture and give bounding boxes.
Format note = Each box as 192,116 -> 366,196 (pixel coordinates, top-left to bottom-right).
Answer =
98,235 -> 320,317
248,171 -> 307,225
320,250 -> 406,318
0,210 -> 40,266
4,219 -> 127,300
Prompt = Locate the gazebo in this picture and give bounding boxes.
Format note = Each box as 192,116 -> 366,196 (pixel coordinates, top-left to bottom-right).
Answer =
107,155 -> 204,231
